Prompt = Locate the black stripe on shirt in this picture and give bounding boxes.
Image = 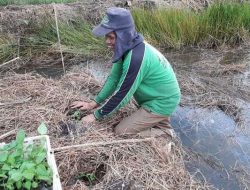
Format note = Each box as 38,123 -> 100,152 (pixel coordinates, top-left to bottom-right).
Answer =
98,42 -> 145,116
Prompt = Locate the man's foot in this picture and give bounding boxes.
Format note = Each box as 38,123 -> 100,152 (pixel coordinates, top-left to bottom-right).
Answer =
164,128 -> 176,139
154,133 -> 175,161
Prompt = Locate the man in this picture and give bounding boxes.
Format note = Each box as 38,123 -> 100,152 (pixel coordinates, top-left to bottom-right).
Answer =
71,7 -> 181,138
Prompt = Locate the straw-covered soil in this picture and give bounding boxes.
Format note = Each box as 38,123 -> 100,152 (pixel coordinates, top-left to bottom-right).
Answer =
0,70 -> 213,189
0,46 -> 249,189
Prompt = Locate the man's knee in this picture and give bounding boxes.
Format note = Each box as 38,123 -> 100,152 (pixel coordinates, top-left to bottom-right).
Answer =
114,124 -> 136,136
114,126 -> 123,136
114,125 -> 130,136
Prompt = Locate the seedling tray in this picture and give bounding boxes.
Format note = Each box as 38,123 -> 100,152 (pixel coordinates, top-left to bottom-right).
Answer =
1,135 -> 62,190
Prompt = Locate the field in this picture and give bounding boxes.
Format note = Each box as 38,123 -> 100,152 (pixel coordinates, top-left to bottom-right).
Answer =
0,0 -> 250,189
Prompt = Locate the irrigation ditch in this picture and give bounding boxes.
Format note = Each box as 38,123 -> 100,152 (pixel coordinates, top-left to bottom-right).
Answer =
1,0 -> 250,189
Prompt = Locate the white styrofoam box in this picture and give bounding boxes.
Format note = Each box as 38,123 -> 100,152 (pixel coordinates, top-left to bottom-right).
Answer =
1,135 -> 62,190
24,135 -> 62,190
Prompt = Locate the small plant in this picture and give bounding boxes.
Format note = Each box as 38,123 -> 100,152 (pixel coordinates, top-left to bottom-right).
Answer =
71,110 -> 81,121
0,129 -> 52,190
77,172 -> 96,186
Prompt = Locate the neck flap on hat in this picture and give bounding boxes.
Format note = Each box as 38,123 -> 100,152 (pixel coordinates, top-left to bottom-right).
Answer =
112,26 -> 144,63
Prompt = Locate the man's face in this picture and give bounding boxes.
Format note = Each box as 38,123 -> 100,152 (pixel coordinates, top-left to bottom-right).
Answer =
105,32 -> 116,50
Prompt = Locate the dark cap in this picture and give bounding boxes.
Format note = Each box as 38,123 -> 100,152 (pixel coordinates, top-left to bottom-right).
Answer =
92,7 -> 134,37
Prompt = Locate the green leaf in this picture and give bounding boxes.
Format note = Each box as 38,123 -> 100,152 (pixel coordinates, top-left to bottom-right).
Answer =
0,152 -> 8,162
16,130 -> 25,143
10,170 -> 22,181
87,173 -> 96,181
36,164 -> 52,183
23,170 -> 34,180
12,149 -> 23,158
4,141 -> 17,150
24,180 -> 31,190
36,164 -> 48,176
20,162 -> 36,171
35,152 -> 47,164
37,175 -> 51,181
16,181 -> 22,189
6,181 -> 14,190
8,170 -> 14,175
16,143 -> 24,153
28,144 -> 44,159
0,173 -> 7,178
38,122 -> 48,135
7,154 -> 15,165
2,164 -> 11,171
32,181 -> 38,188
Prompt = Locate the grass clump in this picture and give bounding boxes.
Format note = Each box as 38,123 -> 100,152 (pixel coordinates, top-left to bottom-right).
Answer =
30,17 -> 105,56
132,2 -> 250,48
0,35 -> 18,63
133,8 -> 200,48
0,0 -> 76,6
0,16 -> 106,64
203,2 -> 250,45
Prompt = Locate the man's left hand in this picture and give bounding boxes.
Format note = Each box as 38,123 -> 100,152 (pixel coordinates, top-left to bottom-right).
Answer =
82,114 -> 96,124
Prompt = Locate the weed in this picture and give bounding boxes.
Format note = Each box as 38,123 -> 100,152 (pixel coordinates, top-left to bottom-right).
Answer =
71,110 -> 81,120
77,172 -> 96,186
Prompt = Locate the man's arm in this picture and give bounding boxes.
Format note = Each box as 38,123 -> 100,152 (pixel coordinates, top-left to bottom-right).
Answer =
94,62 -> 122,104
94,43 -> 145,119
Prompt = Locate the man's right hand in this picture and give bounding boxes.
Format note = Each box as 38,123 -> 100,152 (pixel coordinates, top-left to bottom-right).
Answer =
70,100 -> 98,110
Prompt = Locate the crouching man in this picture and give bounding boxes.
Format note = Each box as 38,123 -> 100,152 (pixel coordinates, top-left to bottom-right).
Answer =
71,7 -> 181,141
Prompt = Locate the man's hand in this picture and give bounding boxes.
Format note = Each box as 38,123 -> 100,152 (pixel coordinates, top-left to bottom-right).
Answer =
82,114 -> 96,124
70,100 -> 98,110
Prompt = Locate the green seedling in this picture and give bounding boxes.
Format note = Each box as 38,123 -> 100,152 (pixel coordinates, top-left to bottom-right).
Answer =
77,172 -> 96,186
71,110 -> 81,121
0,129 -> 52,190
38,122 -> 48,135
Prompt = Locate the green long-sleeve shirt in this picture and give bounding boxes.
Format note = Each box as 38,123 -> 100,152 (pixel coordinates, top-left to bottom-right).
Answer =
94,42 -> 181,119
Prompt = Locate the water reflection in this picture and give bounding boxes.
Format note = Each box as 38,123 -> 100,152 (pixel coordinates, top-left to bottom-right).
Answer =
172,106 -> 250,189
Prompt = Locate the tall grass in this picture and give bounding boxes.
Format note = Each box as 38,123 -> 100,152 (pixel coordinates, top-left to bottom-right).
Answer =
0,35 -> 18,63
26,17 -> 106,57
0,0 -> 76,6
0,17 -> 106,63
1,2 -> 250,63
133,2 -> 250,48
133,9 -> 201,48
203,2 -> 250,45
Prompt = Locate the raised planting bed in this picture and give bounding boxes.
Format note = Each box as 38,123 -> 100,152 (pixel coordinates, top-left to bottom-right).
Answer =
0,130 -> 62,190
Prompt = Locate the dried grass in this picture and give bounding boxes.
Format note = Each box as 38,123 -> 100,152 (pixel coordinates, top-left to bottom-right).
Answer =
0,71 -> 212,189
175,55 -> 250,127
0,1 -> 114,34
56,134 -> 211,190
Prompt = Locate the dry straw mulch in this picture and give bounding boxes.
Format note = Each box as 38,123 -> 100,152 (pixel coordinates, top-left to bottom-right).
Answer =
174,50 -> 250,128
0,71 -> 212,189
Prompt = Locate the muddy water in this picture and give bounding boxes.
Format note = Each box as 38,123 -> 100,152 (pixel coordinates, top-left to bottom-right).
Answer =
172,106 -> 250,189
16,46 -> 250,189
